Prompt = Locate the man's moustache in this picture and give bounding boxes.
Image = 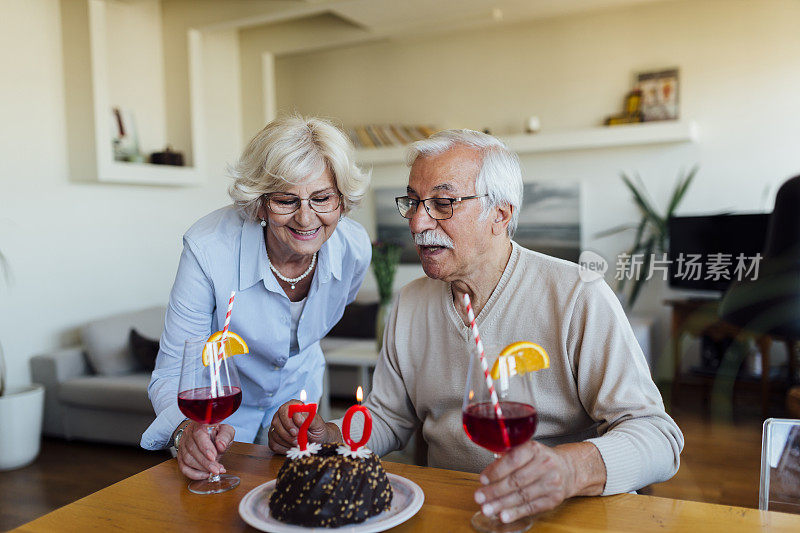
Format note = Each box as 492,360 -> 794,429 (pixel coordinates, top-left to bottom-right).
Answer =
413,230 -> 454,249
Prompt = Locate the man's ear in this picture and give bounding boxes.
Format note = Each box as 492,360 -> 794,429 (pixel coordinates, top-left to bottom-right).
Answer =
491,203 -> 513,236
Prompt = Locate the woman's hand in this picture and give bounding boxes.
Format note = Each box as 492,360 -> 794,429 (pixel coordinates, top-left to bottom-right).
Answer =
175,421 -> 235,480
268,400 -> 342,454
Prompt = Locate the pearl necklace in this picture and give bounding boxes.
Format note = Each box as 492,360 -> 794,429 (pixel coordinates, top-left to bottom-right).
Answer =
267,251 -> 317,290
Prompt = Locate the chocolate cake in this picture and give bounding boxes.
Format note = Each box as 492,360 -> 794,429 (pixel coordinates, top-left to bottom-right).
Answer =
269,443 -> 393,527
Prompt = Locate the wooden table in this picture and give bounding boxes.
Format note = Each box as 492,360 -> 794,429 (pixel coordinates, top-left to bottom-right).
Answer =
14,442 -> 800,532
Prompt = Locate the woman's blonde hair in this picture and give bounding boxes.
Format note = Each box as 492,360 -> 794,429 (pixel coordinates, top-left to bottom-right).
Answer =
229,115 -> 369,219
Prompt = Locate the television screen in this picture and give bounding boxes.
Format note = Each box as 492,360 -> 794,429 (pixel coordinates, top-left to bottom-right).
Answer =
667,213 -> 770,291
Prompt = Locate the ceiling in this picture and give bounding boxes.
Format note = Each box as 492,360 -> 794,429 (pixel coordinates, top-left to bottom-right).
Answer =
196,0 -> 674,38
331,0 -> 672,35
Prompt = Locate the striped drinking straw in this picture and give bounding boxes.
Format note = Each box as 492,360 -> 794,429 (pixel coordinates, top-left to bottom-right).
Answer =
462,293 -> 510,449
217,291 -> 235,363
213,291 -> 236,395
221,291 -> 235,340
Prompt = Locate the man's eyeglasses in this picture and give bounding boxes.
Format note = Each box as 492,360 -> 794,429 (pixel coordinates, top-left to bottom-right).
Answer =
395,194 -> 488,220
264,192 -> 342,215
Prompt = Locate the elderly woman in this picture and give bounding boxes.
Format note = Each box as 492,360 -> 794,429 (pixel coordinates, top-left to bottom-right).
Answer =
140,115 -> 371,481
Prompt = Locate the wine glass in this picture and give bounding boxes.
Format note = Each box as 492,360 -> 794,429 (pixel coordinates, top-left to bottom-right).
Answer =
177,336 -> 243,494
462,343 -> 538,533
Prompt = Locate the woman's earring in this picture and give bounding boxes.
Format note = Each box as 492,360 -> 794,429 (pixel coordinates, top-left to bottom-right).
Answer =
260,219 -> 267,227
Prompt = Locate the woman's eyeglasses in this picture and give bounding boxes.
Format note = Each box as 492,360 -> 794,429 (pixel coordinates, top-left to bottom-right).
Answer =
264,192 -> 342,215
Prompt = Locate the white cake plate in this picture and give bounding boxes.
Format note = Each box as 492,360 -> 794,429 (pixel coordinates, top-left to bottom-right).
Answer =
238,473 -> 425,532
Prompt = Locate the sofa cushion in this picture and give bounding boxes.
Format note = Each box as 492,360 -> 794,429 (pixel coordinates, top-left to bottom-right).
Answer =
81,306 -> 165,376
59,374 -> 154,414
129,328 -> 160,371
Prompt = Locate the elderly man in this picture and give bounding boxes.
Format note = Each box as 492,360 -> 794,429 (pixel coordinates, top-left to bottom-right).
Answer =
269,129 -> 683,525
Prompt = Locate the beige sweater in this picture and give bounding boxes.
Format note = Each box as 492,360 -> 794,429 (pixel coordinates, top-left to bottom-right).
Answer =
334,242 -> 683,495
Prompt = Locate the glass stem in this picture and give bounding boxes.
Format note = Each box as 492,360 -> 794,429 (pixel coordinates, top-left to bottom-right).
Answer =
207,425 -> 220,483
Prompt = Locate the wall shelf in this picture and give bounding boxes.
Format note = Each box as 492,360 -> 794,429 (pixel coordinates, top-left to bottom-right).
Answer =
355,120 -> 699,165
63,0 -> 206,186
97,161 -> 202,187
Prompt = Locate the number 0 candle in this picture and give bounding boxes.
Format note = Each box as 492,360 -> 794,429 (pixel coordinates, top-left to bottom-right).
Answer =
342,386 -> 372,451
287,390 -> 316,451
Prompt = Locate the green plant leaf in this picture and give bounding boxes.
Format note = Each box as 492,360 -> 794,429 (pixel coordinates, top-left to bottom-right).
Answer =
631,216 -> 648,251
593,223 -> 638,239
614,165 -> 698,308
619,215 -> 650,294
617,240 -> 650,296
627,237 -> 655,310
371,242 -> 402,304
616,221 -> 647,294
621,173 -> 665,235
636,172 -> 668,236
666,165 -> 699,217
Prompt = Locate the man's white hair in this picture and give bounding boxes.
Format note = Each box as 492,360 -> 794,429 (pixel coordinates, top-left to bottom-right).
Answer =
405,129 -> 523,238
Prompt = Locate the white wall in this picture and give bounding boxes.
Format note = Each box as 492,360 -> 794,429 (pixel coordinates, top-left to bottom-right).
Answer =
160,0 -> 312,163
271,0 -> 800,374
105,0 -> 167,155
237,13 -> 373,141
0,0 -> 242,388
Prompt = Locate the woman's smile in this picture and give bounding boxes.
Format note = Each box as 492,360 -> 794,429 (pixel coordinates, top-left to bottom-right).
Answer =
288,226 -> 321,240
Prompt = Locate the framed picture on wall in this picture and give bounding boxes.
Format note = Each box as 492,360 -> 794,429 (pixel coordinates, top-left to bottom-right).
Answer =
375,186 -> 419,263
514,182 -> 581,263
637,68 -> 679,121
374,183 -> 581,264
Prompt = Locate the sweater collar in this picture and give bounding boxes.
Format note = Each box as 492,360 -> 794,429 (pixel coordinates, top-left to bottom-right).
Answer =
445,241 -> 522,338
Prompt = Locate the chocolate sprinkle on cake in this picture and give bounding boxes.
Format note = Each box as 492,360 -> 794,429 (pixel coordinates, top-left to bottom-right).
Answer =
269,443 -> 393,527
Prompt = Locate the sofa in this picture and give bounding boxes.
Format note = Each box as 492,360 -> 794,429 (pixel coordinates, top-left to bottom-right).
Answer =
30,306 -> 165,446
28,303 -> 374,447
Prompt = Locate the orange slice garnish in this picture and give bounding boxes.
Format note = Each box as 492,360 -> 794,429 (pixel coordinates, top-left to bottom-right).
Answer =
490,341 -> 549,380
201,331 -> 249,366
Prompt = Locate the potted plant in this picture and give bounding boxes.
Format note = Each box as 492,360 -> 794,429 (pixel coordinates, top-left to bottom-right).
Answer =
597,166 -> 698,310
371,241 -> 402,351
0,247 -> 46,471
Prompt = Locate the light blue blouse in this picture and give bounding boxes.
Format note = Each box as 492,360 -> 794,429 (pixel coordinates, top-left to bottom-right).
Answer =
140,207 -> 371,449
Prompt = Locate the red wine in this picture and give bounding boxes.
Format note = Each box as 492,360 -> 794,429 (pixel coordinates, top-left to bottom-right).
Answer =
462,401 -> 537,453
178,386 -> 242,424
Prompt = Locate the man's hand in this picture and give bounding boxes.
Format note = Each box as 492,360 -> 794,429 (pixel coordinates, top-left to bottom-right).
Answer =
474,441 -> 606,524
176,421 -> 235,480
268,399 -> 342,454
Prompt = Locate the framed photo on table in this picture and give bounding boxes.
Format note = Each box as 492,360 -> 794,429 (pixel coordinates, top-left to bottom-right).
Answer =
637,68 -> 679,121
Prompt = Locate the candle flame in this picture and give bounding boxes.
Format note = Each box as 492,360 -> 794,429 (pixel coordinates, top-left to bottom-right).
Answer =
356,386 -> 363,403
300,389 -> 307,403
469,390 -> 474,401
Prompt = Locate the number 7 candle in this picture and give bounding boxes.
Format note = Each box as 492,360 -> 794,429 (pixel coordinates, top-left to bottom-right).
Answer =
287,390 -> 320,458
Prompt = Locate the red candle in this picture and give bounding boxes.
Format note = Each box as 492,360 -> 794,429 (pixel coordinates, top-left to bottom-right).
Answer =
342,386 -> 372,451
288,390 -> 316,451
